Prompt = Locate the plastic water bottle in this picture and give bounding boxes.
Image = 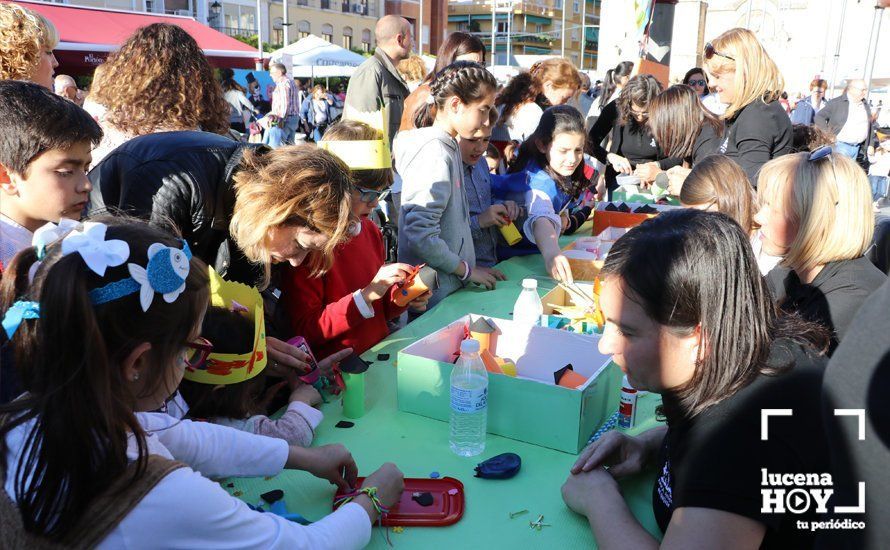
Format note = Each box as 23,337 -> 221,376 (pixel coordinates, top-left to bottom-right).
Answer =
449,339 -> 488,457
513,278 -> 543,327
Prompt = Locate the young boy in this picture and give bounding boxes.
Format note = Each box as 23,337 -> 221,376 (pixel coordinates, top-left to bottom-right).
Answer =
280,120 -> 431,358
456,115 -> 519,270
0,81 -> 102,270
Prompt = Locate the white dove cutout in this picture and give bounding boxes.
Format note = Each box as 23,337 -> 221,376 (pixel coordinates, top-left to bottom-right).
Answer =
127,243 -> 191,311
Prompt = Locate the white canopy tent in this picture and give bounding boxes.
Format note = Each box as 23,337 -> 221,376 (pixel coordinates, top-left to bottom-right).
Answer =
270,35 -> 365,80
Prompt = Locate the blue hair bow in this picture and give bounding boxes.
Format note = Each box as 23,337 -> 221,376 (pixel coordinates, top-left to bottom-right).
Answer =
2,301 -> 40,339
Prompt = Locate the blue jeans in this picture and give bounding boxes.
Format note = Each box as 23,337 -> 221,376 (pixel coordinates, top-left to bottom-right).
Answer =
263,115 -> 300,148
869,175 -> 889,201
835,141 -> 861,159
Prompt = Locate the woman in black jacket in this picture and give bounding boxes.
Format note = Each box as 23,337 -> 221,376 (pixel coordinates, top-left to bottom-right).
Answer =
703,27 -> 792,185
587,75 -> 681,197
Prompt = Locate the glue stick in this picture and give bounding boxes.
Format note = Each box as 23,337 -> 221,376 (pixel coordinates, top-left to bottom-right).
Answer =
342,372 -> 366,419
617,375 -> 637,430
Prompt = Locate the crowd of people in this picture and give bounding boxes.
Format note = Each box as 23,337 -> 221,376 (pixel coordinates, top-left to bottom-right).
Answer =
0,2 -> 888,548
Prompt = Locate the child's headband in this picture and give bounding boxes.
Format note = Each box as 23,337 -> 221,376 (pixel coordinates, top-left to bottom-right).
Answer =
2,221 -> 193,337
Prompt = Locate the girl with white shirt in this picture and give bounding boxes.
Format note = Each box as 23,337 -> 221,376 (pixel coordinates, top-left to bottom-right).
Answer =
0,217 -> 403,548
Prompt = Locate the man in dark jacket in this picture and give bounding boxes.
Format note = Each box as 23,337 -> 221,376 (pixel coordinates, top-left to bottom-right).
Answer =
816,79 -> 874,167
87,130 -> 265,286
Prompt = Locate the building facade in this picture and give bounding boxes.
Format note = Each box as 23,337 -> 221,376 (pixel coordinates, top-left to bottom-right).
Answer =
447,0 -> 600,70
385,0 -> 449,56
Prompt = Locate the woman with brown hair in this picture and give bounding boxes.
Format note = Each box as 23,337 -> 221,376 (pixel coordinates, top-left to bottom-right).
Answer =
680,155 -> 781,275
399,32 -> 485,131
89,23 -> 230,166
588,74 -> 680,196
0,3 -> 59,89
703,28 -> 792,184
495,57 -> 582,142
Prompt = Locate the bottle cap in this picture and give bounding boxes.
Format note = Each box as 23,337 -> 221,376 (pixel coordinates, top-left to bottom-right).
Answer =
461,338 -> 481,354
521,278 -> 537,290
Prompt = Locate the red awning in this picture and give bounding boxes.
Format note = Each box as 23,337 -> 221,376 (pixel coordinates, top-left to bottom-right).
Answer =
9,0 -> 259,74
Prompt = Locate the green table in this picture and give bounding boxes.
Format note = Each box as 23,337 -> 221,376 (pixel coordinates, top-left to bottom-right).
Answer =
226,226 -> 665,548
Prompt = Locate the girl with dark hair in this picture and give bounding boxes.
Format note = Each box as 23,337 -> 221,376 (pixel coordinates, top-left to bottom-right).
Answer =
495,58 -> 581,142
221,68 -> 257,134
396,61 -> 501,308
0,217 -> 404,546
562,209 -> 831,549
598,60 -> 634,111
497,105 -> 591,282
398,32 -> 486,131
588,74 -> 680,195
648,84 -> 723,167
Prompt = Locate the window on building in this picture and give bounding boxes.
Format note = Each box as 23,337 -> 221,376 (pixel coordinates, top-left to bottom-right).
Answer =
571,29 -> 578,42
343,26 -> 353,49
322,23 -> 333,42
362,28 -> 371,52
574,0 -> 580,13
458,21 -> 469,32
298,20 -> 310,39
535,23 -> 543,33
496,21 -> 507,33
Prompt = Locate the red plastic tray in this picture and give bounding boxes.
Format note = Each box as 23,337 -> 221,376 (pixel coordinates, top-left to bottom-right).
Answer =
333,477 -> 464,527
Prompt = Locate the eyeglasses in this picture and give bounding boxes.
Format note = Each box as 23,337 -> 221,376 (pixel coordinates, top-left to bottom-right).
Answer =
184,337 -> 213,369
354,185 -> 391,203
704,42 -> 735,61
688,79 -> 708,87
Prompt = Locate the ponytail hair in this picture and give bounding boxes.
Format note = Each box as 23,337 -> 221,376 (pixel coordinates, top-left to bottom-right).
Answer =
0,216 -> 209,541
413,61 -> 497,129
509,105 -> 590,198
599,60 -> 634,109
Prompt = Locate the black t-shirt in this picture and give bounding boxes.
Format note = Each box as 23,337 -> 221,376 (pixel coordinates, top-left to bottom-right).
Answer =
819,278 -> 890,549
720,99 -> 792,185
653,339 -> 829,549
588,101 -> 681,191
766,257 -> 887,353
691,121 -> 723,166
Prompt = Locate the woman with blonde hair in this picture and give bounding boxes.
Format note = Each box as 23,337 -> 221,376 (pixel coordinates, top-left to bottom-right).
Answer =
495,57 -> 581,142
89,23 -> 230,166
703,28 -> 792,184
397,55 -> 428,93
0,3 -> 59,88
680,155 -> 781,275
758,147 -> 886,352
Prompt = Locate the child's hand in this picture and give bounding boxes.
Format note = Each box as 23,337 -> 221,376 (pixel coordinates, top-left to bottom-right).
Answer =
362,462 -> 405,511
287,444 -> 358,492
477,266 -> 506,281
502,200 -> 520,221
407,290 -> 433,312
317,348 -> 354,378
478,204 -> 511,228
289,383 -> 322,407
665,166 -> 691,196
469,267 -> 499,289
546,253 -> 574,284
361,263 -> 413,304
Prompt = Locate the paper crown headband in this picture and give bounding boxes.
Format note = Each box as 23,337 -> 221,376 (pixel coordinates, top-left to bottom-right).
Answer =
183,267 -> 267,385
318,105 -> 391,170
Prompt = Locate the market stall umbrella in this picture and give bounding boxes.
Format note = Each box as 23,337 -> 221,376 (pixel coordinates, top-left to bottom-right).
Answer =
270,34 -> 365,79
12,0 -> 258,74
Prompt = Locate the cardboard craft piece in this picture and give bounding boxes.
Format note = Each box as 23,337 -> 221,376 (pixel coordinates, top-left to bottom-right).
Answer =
322,105 -> 392,171
394,264 -> 439,307
185,267 -> 267,385
480,348 -> 503,375
561,248 -> 604,282
468,316 -> 500,354
496,357 -> 517,377
554,364 -> 588,389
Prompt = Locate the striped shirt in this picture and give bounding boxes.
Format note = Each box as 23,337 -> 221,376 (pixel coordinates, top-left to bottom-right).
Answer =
271,77 -> 300,118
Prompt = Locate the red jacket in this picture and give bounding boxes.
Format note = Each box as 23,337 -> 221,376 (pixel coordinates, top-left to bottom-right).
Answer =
281,218 -> 406,358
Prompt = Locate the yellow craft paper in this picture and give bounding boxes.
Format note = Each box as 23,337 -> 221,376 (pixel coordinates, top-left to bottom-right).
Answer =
183,267 -> 268,385
318,140 -> 391,170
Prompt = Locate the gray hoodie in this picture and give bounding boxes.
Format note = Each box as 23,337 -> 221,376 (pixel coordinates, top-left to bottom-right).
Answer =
395,126 -> 476,307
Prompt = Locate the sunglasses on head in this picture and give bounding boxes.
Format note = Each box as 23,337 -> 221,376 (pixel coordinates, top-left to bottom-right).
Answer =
704,42 -> 735,61
355,185 -> 391,203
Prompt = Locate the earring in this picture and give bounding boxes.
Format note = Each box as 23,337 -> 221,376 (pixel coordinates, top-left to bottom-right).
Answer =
133,373 -> 140,381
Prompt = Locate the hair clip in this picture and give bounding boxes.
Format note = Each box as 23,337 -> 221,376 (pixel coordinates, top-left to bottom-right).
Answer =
2,301 -> 40,339
61,222 -> 130,276
32,219 -> 79,260
808,145 -> 832,162
90,241 -> 193,311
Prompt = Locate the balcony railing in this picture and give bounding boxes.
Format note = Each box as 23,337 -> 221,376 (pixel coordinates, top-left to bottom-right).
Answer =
278,0 -> 374,16
217,26 -> 258,38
